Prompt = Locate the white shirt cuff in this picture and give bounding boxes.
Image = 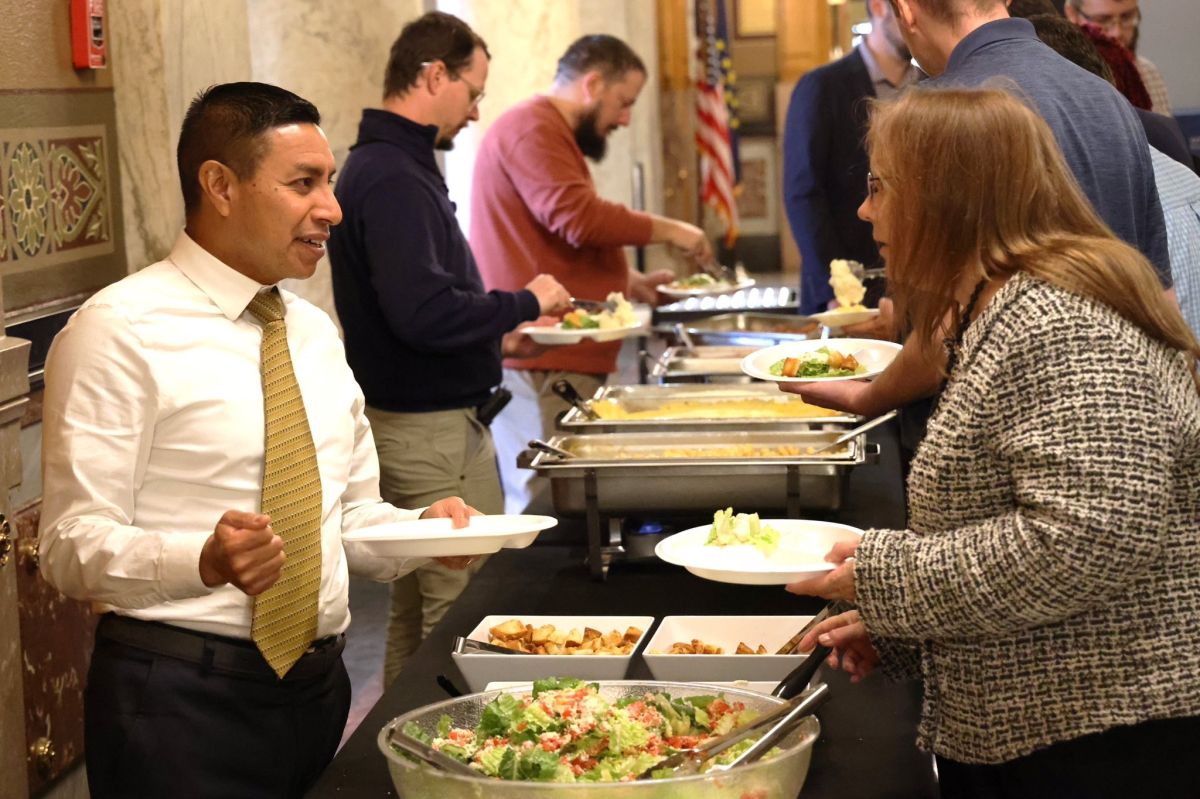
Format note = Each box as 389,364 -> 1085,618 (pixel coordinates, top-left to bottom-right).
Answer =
159,532 -> 213,599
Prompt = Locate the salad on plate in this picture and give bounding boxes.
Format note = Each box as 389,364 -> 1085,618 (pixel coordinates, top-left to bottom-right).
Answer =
398,677 -> 767,783
561,293 -> 638,330
769,347 -> 864,379
705,508 -> 781,557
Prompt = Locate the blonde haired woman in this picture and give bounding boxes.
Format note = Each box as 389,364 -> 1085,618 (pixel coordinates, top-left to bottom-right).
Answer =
788,87 -> 1200,798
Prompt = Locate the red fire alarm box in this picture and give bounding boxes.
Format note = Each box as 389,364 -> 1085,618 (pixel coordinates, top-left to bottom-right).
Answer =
71,0 -> 107,70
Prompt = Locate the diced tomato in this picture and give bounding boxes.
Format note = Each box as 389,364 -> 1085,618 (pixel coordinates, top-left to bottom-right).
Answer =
665,735 -> 702,749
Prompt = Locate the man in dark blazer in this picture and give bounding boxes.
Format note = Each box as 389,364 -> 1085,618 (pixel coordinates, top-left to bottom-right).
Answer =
783,0 -> 917,314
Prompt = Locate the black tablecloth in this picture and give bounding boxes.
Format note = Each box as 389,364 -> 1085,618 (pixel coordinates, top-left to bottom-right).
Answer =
309,425 -> 938,798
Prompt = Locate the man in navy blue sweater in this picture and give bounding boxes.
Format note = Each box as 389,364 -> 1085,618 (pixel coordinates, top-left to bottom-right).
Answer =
328,12 -> 569,685
783,0 -> 916,314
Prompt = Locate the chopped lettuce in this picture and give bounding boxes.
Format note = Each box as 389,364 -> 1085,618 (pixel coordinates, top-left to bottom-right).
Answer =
531,676 -> 588,698
394,682 -> 775,783
705,507 -> 781,556
477,692 -> 523,738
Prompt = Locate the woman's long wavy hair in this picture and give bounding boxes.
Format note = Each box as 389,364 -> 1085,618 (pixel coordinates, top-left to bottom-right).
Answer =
866,86 -> 1199,386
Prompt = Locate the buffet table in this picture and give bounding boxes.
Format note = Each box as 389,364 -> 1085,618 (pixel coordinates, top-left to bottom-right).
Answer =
308,424 -> 938,798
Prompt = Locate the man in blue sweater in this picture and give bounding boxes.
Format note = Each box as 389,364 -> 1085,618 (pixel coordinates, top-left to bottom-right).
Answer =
786,0 -> 1175,460
328,12 -> 569,685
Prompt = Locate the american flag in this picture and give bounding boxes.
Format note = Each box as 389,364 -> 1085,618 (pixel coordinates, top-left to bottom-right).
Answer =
695,0 -> 740,248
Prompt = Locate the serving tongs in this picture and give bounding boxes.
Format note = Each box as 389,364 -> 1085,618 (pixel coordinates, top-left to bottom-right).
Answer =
551,378 -> 599,420
698,260 -> 745,286
637,643 -> 832,780
672,323 -> 697,356
389,725 -> 481,778
810,410 -> 898,455
569,296 -> 618,313
775,602 -> 836,655
527,438 -> 575,460
452,635 -> 532,655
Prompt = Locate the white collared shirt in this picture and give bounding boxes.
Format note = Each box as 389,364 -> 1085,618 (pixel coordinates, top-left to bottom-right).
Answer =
39,231 -> 427,639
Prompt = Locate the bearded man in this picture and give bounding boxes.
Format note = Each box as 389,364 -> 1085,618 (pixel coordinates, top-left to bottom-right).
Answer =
470,34 -> 714,515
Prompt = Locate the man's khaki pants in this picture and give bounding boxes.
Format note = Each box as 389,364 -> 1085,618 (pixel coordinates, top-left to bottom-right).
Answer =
490,369 -> 606,515
366,406 -> 504,686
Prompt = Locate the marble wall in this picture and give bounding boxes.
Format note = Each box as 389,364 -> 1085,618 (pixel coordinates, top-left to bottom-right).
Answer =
110,0 -> 252,272
248,0 -> 426,325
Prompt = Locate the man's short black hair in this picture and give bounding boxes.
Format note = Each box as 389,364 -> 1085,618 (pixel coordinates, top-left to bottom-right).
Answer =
177,81 -> 320,215
555,35 -> 646,84
1007,0 -> 1060,18
1029,13 -> 1115,83
383,11 -> 490,99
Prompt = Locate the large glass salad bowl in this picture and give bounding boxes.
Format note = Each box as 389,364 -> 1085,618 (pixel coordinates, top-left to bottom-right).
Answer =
378,680 -> 821,799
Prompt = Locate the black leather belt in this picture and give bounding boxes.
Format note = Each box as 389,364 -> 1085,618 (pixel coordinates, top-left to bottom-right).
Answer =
96,614 -> 345,682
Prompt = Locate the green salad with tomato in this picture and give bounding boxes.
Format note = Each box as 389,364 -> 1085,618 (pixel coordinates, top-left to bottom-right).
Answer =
397,678 -> 764,782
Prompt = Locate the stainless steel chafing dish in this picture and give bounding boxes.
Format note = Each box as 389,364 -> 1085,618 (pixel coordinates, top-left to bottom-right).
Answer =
682,312 -> 827,347
519,429 -> 878,580
559,383 -> 860,434
650,345 -> 758,384
521,429 -> 876,517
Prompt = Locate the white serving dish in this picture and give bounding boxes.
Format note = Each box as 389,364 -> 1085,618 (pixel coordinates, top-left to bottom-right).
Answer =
642,615 -> 814,683
658,278 -> 757,298
524,322 -> 644,345
655,519 -> 863,585
451,614 -> 654,692
341,514 -> 556,558
807,307 -> 881,328
484,679 -> 783,695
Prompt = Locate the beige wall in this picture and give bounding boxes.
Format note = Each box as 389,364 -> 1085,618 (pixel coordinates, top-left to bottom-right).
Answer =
110,0 -> 252,272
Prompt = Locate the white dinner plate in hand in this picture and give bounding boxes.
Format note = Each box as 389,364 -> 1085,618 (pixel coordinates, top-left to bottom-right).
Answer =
655,519 -> 862,585
525,322 -> 644,345
740,338 -> 902,383
657,278 -> 757,299
808,308 -> 880,328
342,515 -> 557,558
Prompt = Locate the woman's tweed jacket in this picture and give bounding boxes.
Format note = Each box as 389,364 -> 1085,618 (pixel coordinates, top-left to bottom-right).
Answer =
855,273 -> 1200,764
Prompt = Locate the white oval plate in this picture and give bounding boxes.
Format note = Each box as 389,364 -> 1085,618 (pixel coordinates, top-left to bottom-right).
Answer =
740,338 -> 902,383
525,322 -> 644,345
655,519 -> 863,585
808,308 -> 880,328
657,278 -> 757,299
342,515 -> 558,558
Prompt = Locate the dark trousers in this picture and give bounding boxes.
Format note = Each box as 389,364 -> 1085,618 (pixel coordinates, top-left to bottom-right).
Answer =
937,714 -> 1200,799
86,616 -> 351,799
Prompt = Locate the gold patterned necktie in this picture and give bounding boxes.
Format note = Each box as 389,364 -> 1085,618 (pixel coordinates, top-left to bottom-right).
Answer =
246,288 -> 323,679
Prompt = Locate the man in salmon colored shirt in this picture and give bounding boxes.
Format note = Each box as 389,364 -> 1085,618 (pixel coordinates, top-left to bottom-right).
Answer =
471,34 -> 714,514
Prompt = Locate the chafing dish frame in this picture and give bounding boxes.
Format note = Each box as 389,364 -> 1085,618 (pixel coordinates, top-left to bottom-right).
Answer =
558,382 -> 861,434
518,430 -> 879,580
682,312 -> 829,347
649,344 -> 759,384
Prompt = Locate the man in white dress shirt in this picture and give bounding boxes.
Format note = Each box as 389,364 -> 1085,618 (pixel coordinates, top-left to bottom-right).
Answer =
38,82 -> 478,799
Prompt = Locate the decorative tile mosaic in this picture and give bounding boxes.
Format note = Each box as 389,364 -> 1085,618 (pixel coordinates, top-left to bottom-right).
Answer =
0,125 -> 112,270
